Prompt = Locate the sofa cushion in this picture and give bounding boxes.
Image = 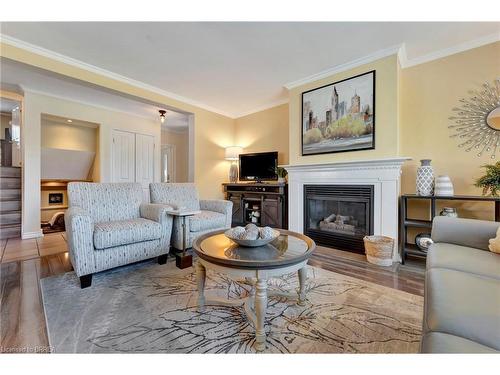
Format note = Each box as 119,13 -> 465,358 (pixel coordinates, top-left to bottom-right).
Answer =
425,268 -> 500,350
427,242 -> 500,280
189,210 -> 226,232
421,332 -> 497,353
94,218 -> 162,250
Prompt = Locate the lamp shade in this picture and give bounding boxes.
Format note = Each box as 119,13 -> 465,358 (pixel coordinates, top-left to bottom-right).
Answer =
225,146 -> 243,161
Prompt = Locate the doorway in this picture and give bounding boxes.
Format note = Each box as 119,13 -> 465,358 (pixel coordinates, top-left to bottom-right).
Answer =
160,109 -> 192,183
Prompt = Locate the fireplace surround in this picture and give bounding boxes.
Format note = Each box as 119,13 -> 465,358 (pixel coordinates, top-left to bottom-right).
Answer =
285,157 -> 410,262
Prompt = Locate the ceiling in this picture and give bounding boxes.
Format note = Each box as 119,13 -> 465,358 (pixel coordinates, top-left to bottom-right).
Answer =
0,58 -> 190,129
1,22 -> 499,117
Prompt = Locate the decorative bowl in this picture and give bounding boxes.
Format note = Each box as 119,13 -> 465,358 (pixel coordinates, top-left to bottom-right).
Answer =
225,228 -> 280,247
415,233 -> 433,252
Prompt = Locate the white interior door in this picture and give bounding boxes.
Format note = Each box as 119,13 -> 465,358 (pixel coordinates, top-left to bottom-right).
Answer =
135,133 -> 155,200
161,144 -> 176,183
112,130 -> 135,183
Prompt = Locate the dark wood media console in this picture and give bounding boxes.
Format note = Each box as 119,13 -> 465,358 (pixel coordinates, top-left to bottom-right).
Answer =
223,183 -> 288,229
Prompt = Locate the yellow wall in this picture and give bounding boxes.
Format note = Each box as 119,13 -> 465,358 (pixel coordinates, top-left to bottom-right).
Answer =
235,103 -> 289,165
161,128 -> 189,182
400,41 -> 500,220
288,54 -> 399,166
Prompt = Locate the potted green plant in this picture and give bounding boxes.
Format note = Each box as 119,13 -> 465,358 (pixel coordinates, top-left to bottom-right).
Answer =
275,166 -> 288,184
475,162 -> 500,196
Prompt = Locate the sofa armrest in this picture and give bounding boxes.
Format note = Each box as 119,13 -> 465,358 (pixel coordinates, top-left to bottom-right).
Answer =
431,216 -> 500,251
140,203 -> 174,252
65,206 -> 95,276
200,199 -> 233,227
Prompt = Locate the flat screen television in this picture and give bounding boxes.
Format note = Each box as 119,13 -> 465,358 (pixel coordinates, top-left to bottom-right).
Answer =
239,151 -> 278,182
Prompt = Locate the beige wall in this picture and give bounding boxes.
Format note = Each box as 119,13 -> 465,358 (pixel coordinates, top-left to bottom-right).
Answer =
41,119 -> 97,152
235,103 -> 289,165
400,41 -> 500,220
288,54 -> 399,166
161,128 -> 189,182
0,112 -> 11,140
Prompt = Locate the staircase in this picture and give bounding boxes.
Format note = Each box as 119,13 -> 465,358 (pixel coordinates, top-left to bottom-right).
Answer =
0,166 -> 22,239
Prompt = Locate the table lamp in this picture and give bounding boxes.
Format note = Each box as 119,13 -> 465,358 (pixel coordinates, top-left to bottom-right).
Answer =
225,146 -> 243,183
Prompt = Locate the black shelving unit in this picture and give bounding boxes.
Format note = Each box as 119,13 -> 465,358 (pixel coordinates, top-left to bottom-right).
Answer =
400,194 -> 500,264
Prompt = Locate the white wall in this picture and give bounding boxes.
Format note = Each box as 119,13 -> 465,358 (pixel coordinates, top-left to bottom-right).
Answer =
22,91 -> 161,238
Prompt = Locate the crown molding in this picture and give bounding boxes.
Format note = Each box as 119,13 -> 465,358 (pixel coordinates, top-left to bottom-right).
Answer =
284,33 -> 500,90
401,32 -> 500,68
284,44 -> 403,90
234,98 -> 289,119
0,34 -> 237,119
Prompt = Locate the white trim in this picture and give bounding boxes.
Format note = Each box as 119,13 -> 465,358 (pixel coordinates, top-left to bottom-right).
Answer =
397,43 -> 408,68
284,44 -> 403,90
21,87 -> 163,122
282,157 -> 411,171
402,32 -> 500,68
1,34 -> 235,119
22,229 -> 43,239
188,114 -> 195,183
234,98 -> 289,118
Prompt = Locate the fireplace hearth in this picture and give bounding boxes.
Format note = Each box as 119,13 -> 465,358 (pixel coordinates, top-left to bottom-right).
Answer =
304,185 -> 374,253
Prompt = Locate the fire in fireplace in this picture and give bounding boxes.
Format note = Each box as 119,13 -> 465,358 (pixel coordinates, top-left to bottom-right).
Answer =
304,185 -> 374,253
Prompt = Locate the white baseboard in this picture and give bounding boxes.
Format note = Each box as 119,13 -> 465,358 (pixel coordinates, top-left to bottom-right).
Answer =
22,229 -> 44,239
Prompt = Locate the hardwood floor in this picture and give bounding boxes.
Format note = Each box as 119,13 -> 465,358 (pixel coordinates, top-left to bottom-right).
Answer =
309,246 -> 425,296
0,236 -> 425,353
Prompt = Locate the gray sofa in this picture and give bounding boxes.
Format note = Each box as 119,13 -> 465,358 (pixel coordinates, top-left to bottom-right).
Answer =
149,183 -> 232,250
66,182 -> 173,288
421,216 -> 500,353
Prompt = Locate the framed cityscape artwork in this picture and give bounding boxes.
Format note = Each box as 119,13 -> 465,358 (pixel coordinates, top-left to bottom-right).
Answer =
302,70 -> 375,155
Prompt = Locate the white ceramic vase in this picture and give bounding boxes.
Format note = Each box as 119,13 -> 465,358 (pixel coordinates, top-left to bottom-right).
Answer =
416,159 -> 434,196
434,175 -> 454,196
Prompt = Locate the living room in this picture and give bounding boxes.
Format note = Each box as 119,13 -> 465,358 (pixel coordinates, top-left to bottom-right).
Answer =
0,2 -> 499,373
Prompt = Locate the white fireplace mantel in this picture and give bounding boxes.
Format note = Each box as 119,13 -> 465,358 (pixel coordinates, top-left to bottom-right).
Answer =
283,157 -> 411,262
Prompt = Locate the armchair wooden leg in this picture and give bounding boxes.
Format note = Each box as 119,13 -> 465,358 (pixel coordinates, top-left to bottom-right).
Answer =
80,274 -> 92,289
158,254 -> 168,265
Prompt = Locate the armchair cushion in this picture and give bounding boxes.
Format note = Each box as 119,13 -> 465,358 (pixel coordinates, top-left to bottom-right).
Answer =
93,218 -> 162,250
190,210 -> 226,232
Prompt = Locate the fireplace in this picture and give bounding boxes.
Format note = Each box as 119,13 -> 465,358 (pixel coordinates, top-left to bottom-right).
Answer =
304,185 -> 374,253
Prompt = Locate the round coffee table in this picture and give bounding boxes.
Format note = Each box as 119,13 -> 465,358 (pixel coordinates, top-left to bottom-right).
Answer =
192,229 -> 315,351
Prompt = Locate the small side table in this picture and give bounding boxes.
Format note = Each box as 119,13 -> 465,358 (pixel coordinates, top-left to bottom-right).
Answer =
165,209 -> 201,269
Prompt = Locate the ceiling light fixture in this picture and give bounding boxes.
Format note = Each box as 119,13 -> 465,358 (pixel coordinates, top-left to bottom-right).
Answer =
159,110 -> 166,123
67,119 -> 73,123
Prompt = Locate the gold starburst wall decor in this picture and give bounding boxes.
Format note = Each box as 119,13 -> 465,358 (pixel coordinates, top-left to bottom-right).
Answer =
449,78 -> 500,159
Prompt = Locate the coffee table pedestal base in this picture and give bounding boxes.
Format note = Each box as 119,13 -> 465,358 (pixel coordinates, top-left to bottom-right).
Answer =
196,258 -> 308,352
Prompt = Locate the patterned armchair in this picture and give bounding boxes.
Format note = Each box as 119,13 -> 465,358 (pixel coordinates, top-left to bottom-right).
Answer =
149,183 -> 232,250
66,182 -> 173,288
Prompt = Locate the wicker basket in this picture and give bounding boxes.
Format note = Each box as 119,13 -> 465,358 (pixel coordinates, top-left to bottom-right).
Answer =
363,235 -> 394,266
